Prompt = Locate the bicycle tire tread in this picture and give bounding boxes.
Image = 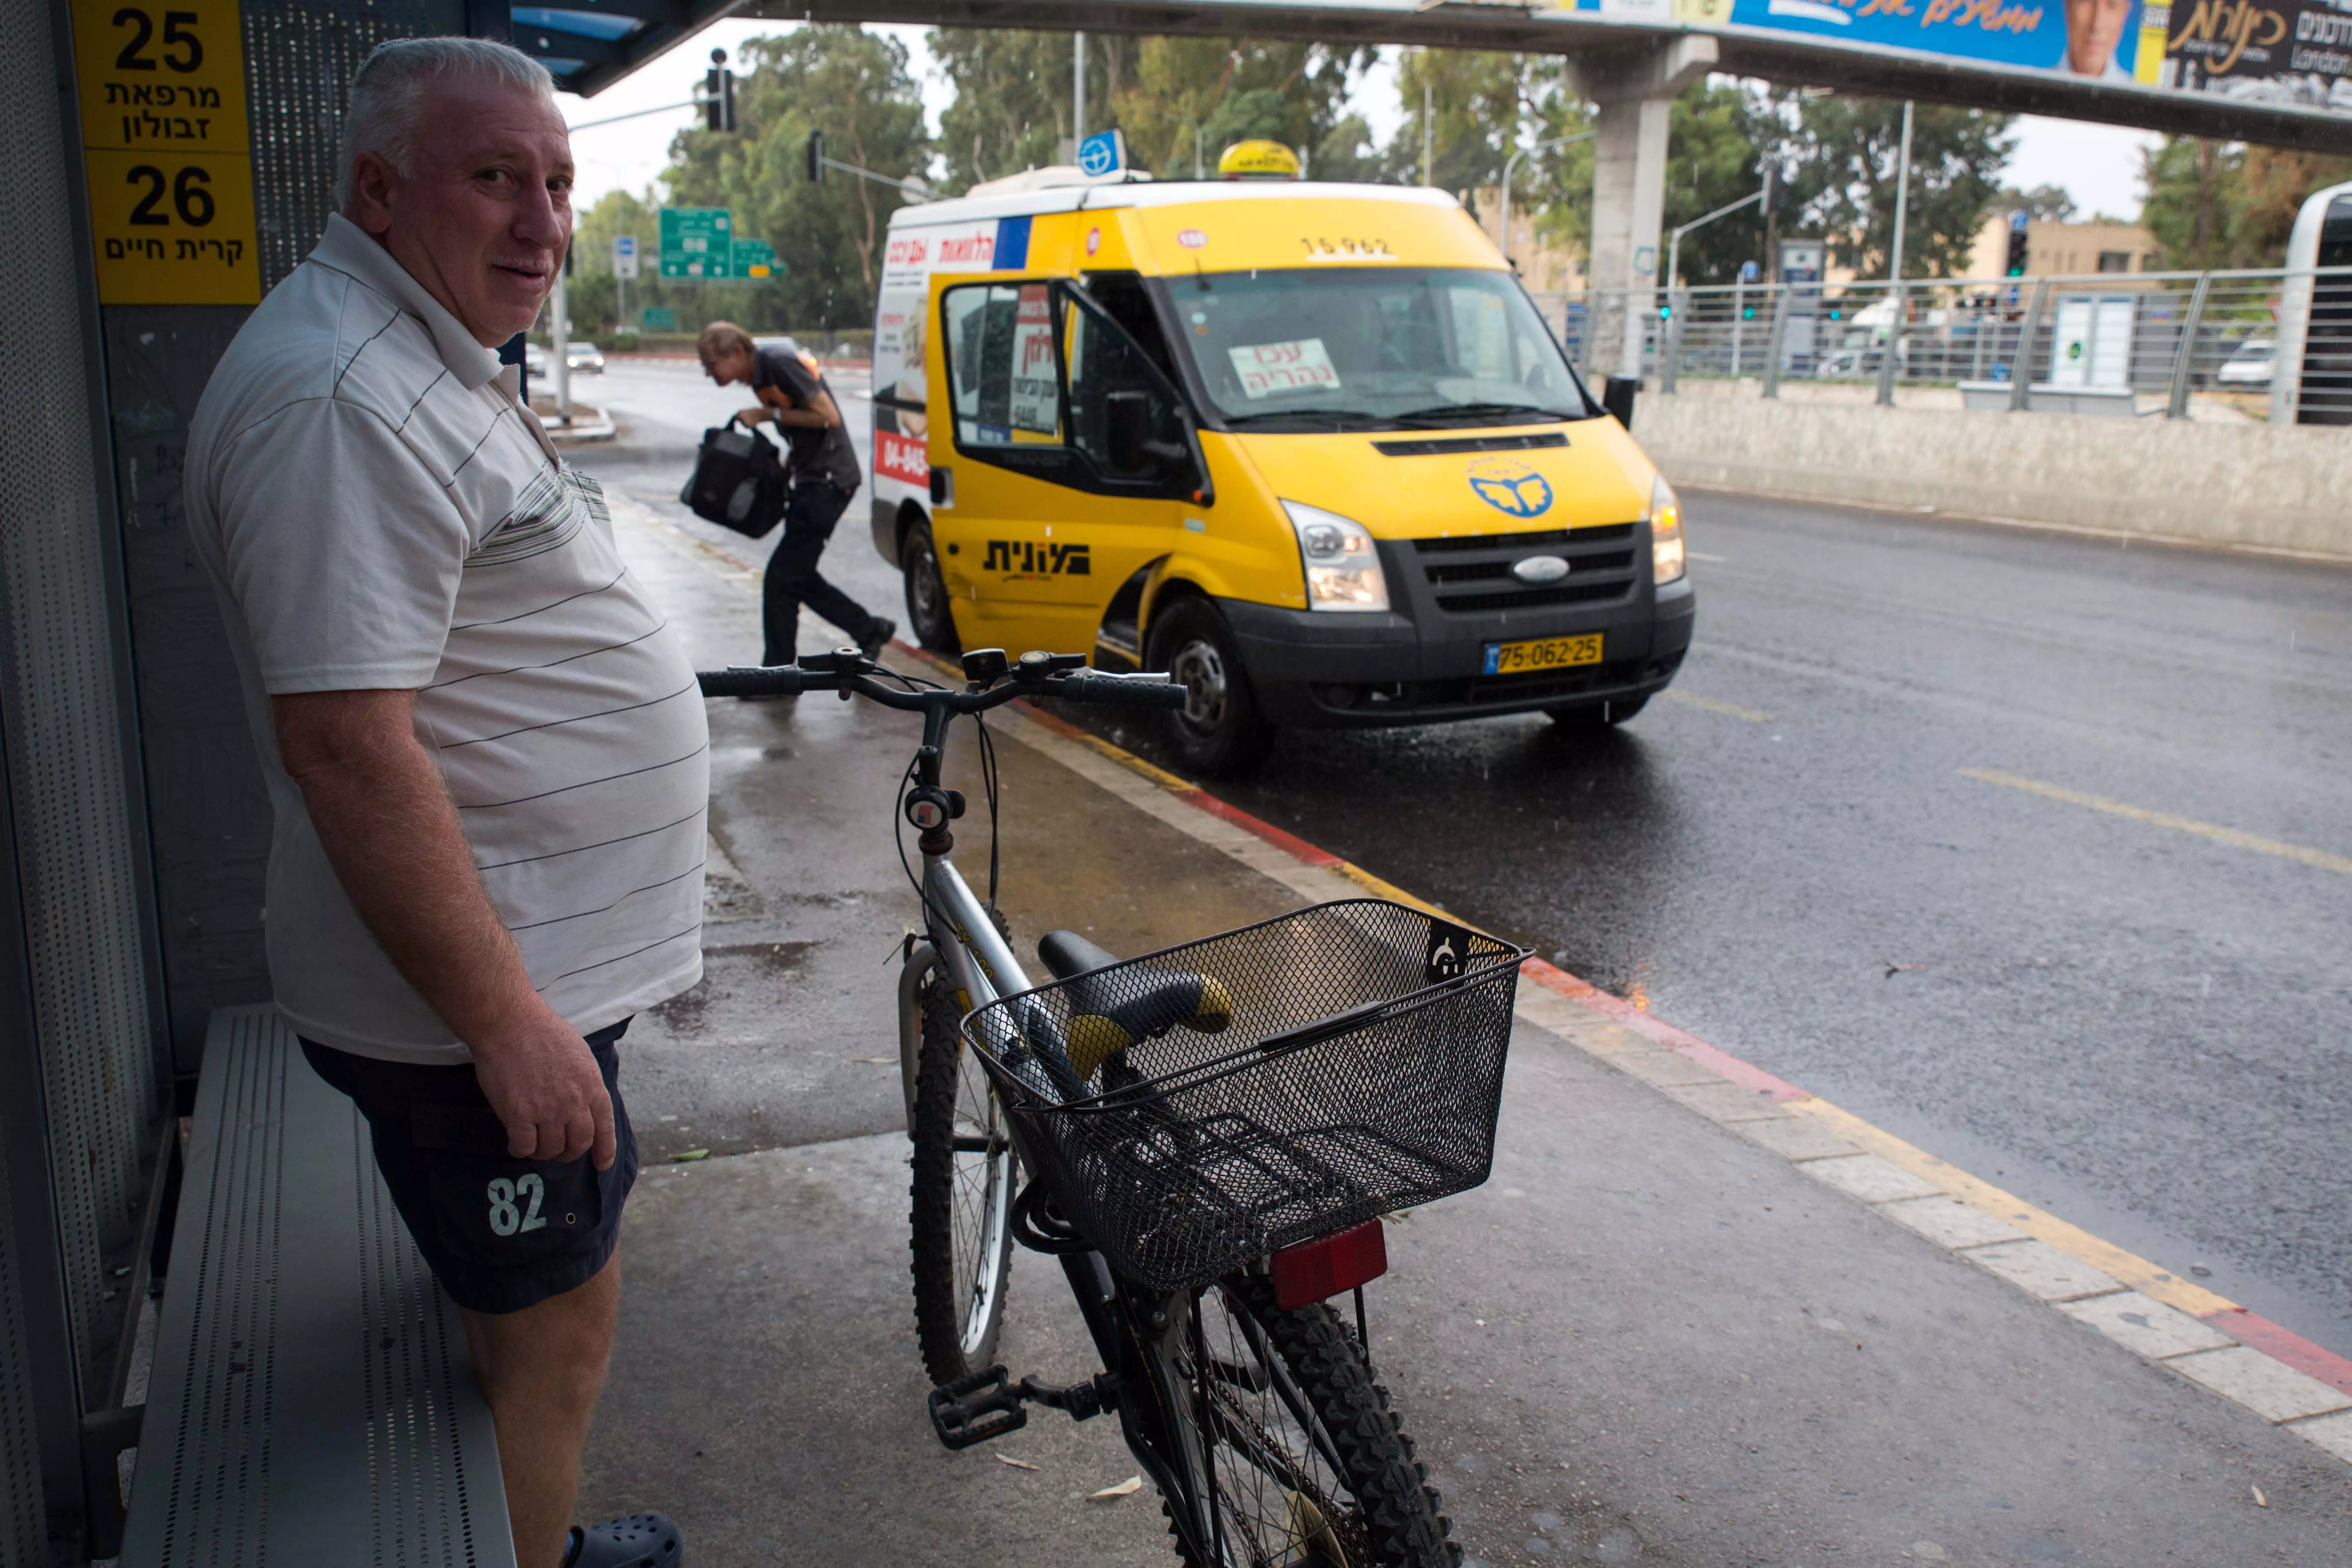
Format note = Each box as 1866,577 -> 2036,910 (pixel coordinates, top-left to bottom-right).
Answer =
1167,1274 -> 1460,1567
909,974 -> 1009,1385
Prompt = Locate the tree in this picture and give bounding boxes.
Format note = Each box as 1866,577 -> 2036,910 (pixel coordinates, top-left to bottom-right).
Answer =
1767,96 -> 2013,279
931,31 -> 1109,192
1380,50 -> 1562,196
1998,183 -> 2077,223
929,32 -> 1373,190
2143,137 -> 2352,268
663,26 -> 929,329
1662,81 -> 1774,285
2140,138 -> 2247,269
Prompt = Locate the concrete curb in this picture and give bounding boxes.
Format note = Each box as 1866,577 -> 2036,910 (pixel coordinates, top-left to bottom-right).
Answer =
981,688 -> 2352,1470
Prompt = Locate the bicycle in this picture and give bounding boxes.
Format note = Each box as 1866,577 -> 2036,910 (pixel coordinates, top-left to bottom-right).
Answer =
697,646 -> 1528,1567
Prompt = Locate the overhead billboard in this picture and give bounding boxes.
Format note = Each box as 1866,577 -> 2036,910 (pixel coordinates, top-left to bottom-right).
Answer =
1578,0 -> 2352,113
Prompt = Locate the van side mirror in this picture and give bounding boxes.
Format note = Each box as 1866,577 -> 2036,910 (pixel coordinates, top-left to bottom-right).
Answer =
1602,376 -> 1639,428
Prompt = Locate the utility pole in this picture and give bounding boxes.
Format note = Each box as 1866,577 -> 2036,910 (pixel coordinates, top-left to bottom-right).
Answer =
1421,66 -> 1433,187
1074,32 -> 1086,148
1887,100 -> 1913,287
1876,100 -> 1914,408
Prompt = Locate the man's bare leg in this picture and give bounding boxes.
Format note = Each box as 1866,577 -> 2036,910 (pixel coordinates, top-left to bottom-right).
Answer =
463,1252 -> 622,1568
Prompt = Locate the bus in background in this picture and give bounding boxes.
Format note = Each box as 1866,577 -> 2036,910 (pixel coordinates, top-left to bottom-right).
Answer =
2274,180 -> 2352,426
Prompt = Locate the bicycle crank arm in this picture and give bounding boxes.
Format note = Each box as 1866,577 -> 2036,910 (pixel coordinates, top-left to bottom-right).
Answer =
1017,1370 -> 1123,1422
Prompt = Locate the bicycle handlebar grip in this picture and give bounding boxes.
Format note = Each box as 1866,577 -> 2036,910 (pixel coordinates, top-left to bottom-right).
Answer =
1051,673 -> 1188,710
696,665 -> 808,699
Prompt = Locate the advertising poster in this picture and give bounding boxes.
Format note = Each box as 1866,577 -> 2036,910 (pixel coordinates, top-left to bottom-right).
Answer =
1722,0 -> 2152,84
2165,0 -> 2352,110
1558,0 -> 2352,113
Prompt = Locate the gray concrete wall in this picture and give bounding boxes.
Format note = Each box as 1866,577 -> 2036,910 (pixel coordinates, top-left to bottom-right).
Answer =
1635,389 -> 2352,561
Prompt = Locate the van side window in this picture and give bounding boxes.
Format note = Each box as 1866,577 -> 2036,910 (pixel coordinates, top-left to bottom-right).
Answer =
942,282 -> 1066,449
1079,273 -> 1180,383
1066,296 -> 1189,484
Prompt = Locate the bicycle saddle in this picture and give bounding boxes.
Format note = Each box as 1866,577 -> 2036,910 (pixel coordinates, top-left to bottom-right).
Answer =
1037,930 -> 1234,1078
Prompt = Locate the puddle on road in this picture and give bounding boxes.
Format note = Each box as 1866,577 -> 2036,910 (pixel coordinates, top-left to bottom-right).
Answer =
652,941 -> 815,1032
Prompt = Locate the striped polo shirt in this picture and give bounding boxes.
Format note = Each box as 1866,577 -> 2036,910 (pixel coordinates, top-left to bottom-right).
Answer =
186,215 -> 707,1065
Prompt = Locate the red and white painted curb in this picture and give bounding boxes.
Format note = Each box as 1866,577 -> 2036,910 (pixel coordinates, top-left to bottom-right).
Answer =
994,695 -> 2352,1470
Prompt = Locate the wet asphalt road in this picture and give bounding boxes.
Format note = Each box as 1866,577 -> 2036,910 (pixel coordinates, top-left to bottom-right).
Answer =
577,358 -> 2352,1366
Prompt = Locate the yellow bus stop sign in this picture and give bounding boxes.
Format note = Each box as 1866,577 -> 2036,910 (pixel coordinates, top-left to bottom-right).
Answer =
72,0 -> 261,305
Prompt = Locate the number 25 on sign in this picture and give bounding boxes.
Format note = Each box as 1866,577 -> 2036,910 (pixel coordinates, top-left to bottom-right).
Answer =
72,0 -> 261,304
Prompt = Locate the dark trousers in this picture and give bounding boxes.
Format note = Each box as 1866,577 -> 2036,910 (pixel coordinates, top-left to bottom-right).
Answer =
764,480 -> 878,664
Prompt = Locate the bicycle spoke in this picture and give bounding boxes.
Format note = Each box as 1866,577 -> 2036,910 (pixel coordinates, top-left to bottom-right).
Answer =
1180,1286 -> 1371,1567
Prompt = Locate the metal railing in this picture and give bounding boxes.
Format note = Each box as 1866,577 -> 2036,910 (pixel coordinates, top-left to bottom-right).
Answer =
1531,265 -> 2352,425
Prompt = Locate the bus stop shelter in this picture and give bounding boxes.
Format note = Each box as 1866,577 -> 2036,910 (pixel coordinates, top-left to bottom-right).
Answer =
3,0 -> 2347,1558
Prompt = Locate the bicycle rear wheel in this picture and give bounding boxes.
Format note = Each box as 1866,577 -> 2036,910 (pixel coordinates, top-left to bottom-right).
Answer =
1165,1273 -> 1458,1568
909,967 -> 1017,1384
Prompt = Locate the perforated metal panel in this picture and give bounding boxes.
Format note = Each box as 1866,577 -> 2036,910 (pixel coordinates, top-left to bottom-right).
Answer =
122,1007 -> 512,1567
0,1137 -> 42,1568
246,0 -> 446,288
0,0 -> 166,1417
109,0 -> 464,1073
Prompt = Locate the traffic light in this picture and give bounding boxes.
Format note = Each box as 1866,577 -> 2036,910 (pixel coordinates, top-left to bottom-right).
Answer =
704,48 -> 735,133
806,129 -> 826,184
2005,212 -> 2029,277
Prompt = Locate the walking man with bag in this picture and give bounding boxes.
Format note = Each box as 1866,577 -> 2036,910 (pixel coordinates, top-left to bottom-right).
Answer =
696,323 -> 893,671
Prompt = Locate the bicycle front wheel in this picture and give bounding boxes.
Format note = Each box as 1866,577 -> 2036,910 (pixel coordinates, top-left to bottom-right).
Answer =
909,967 -> 1016,1384
1164,1273 -> 1459,1568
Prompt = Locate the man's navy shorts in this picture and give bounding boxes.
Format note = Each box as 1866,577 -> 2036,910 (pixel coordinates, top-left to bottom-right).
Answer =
301,1020 -> 639,1315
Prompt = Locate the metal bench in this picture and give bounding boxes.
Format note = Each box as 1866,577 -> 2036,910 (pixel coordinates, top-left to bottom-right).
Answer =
120,1005 -> 514,1566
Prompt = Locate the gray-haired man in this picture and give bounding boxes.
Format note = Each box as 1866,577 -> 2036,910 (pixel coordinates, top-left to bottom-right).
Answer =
185,38 -> 694,1568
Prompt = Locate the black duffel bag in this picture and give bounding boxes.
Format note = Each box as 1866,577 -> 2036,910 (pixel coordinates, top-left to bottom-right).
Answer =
680,415 -> 788,538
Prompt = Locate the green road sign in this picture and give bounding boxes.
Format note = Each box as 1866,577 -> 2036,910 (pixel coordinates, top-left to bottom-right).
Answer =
642,306 -> 677,331
659,207 -> 732,280
732,238 -> 778,279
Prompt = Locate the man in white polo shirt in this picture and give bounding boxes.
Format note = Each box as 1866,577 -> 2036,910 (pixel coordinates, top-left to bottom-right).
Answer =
185,38 -> 696,1568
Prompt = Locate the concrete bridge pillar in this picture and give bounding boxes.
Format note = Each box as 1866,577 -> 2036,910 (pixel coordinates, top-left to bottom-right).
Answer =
1565,37 -> 1718,379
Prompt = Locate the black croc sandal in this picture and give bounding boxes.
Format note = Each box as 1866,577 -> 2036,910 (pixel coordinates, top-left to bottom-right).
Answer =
564,1512 -> 683,1568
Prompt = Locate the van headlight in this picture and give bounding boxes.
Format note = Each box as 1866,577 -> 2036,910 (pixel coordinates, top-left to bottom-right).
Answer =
1649,475 -> 1686,585
1282,500 -> 1390,612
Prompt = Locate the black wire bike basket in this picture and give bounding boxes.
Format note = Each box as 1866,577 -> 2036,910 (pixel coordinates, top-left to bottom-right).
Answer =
960,899 -> 1529,1293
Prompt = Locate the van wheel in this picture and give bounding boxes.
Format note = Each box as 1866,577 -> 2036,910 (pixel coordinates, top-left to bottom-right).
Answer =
1547,694 -> 1649,729
1146,599 -> 1272,777
902,521 -> 960,655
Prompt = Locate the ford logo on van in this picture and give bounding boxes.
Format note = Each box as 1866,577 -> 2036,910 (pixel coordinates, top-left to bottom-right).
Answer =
1467,459 -> 1553,519
1510,555 -> 1570,584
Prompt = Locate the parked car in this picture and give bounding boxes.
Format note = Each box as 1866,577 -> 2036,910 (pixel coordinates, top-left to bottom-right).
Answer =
565,340 -> 605,374
523,342 -> 549,378
2216,337 -> 2274,387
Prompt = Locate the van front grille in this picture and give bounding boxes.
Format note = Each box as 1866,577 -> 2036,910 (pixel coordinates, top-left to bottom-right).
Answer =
1408,522 -> 1643,615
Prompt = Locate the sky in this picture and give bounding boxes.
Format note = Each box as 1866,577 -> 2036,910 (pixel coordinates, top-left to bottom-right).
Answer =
560,19 -> 2161,228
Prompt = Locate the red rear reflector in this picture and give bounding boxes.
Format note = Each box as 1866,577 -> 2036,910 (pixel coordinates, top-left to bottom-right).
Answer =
1271,1219 -> 1388,1311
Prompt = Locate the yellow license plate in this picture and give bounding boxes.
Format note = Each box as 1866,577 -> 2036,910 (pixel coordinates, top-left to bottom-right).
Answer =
1483,634 -> 1603,676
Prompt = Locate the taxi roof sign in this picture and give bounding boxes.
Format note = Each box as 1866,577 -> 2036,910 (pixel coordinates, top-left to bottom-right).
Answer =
1217,140 -> 1300,180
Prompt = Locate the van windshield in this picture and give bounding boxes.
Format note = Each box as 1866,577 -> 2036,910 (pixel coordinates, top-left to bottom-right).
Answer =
1161,267 -> 1592,431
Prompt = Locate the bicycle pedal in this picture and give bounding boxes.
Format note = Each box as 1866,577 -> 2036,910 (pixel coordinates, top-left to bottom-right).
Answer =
927,1366 -> 1028,1450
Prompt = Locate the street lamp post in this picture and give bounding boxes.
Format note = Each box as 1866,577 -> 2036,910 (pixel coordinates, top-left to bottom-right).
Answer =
1875,100 -> 1915,407
1497,130 -> 1596,275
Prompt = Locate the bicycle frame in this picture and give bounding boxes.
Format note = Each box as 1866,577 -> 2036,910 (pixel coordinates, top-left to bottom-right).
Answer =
700,651 -> 1266,1562
901,741 -> 1231,1559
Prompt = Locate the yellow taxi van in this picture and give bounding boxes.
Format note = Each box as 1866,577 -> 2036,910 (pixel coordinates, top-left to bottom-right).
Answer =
866,144 -> 1693,773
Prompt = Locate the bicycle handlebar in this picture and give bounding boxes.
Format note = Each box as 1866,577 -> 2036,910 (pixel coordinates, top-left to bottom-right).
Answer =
692,654 -> 1188,714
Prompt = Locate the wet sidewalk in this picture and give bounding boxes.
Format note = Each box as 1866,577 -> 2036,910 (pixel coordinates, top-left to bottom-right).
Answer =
582,492 -> 2352,1566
